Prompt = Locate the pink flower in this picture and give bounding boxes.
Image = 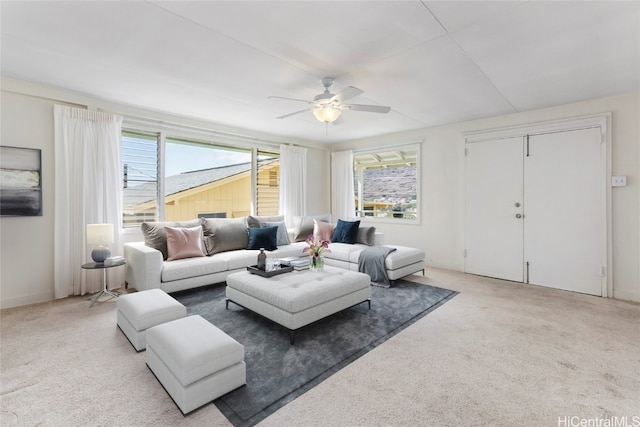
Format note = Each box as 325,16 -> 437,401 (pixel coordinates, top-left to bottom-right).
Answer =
303,234 -> 331,257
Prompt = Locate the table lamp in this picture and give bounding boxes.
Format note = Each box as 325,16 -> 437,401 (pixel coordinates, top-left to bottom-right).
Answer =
86,223 -> 114,263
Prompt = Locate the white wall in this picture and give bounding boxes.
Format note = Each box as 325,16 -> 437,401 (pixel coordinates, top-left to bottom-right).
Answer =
0,78 -> 330,308
333,93 -> 640,302
1,91 -> 57,307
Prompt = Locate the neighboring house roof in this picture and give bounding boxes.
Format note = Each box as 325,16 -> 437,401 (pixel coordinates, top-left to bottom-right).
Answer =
124,162 -> 251,208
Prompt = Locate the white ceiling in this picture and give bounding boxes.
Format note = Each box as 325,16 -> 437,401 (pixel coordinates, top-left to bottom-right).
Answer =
2,1 -> 639,144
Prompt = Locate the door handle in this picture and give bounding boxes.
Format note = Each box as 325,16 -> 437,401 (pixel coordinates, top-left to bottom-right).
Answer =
516,213 -> 523,219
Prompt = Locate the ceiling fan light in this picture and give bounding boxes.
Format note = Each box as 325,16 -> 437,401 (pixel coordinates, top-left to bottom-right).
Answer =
313,106 -> 341,123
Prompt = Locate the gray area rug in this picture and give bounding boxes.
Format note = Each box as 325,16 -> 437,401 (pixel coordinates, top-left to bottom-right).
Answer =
171,278 -> 457,426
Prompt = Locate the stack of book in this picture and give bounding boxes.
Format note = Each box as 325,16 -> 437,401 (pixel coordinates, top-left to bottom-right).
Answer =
104,255 -> 125,266
282,257 -> 310,271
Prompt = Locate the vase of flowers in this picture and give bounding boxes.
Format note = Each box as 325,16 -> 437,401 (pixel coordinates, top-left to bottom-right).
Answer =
304,234 -> 330,272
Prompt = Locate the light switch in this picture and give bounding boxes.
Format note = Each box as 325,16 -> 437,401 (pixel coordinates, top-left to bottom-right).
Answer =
611,176 -> 627,187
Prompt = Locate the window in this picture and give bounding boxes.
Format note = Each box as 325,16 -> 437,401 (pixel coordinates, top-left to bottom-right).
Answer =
122,128 -> 278,228
354,145 -> 419,221
164,137 -> 251,221
122,131 -> 159,227
256,150 -> 280,216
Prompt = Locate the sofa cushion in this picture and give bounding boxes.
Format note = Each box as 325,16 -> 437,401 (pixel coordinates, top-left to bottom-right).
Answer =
141,219 -> 204,260
346,244 -> 424,269
213,250 -> 256,271
161,255 -> 228,282
165,226 -> 205,261
271,242 -> 308,259
264,221 -> 290,246
313,219 -> 334,241
356,226 -> 376,246
247,226 -> 278,251
202,217 -> 248,255
327,242 -> 364,262
246,215 -> 284,228
331,219 -> 360,244
380,245 -> 425,270
214,244 -> 310,271
293,214 -> 331,242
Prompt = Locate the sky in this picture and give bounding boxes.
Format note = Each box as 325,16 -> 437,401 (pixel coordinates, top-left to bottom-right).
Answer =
164,141 -> 250,177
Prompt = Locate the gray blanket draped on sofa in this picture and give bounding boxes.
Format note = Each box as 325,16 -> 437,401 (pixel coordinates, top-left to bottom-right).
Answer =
358,246 -> 397,288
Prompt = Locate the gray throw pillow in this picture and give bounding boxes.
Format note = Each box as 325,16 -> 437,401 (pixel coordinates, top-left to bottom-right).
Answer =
246,215 -> 284,228
264,221 -> 290,246
202,217 -> 249,255
293,214 -> 331,242
356,226 -> 377,246
141,218 -> 204,260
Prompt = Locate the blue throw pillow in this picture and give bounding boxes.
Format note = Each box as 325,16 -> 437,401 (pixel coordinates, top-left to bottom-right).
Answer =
247,226 -> 278,251
331,219 -> 360,244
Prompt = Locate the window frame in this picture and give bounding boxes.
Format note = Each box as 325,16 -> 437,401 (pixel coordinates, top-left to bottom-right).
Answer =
353,143 -> 421,225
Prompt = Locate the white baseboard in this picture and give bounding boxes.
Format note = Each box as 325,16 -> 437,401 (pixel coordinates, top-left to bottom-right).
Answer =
1,291 -> 54,309
612,289 -> 640,303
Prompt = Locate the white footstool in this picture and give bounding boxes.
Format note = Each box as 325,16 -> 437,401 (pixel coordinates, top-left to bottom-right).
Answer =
146,315 -> 246,414
116,289 -> 186,351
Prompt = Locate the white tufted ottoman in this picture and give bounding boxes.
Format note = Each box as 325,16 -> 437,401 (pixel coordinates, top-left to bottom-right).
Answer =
146,315 -> 246,414
226,266 -> 371,344
116,288 -> 186,351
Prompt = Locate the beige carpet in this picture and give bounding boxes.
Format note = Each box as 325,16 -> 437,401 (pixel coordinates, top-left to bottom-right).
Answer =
1,268 -> 638,426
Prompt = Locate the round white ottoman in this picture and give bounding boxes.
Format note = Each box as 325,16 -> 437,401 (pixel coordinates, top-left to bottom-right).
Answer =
116,288 -> 186,351
146,315 -> 246,415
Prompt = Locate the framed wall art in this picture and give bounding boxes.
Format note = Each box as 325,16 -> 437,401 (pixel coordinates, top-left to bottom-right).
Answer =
0,146 -> 42,216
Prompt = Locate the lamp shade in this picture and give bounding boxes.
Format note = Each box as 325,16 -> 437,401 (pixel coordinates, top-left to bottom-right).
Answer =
86,224 -> 114,245
313,106 -> 341,123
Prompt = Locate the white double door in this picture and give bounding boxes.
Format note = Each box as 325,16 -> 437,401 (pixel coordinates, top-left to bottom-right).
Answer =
464,127 -> 605,296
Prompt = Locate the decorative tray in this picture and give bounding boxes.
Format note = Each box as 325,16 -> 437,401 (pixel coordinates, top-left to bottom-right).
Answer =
247,265 -> 294,277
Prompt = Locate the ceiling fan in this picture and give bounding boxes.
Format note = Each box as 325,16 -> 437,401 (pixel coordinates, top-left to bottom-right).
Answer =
268,77 -> 391,125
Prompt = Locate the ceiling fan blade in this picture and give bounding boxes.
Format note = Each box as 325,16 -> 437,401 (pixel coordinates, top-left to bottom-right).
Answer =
268,95 -> 313,104
276,109 -> 309,119
331,86 -> 363,103
342,103 -> 391,114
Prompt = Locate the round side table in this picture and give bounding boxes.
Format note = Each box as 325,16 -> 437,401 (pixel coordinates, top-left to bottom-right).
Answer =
81,261 -> 125,308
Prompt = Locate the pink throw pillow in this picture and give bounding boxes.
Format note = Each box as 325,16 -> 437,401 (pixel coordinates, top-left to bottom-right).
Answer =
313,219 -> 334,241
165,226 -> 205,261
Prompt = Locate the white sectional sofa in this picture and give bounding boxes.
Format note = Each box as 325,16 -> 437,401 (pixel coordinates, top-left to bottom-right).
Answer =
124,215 -> 425,293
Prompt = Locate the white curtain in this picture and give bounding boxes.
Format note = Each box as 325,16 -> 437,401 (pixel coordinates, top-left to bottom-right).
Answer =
331,150 -> 356,220
54,105 -> 123,298
279,144 -> 307,228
